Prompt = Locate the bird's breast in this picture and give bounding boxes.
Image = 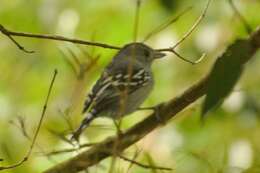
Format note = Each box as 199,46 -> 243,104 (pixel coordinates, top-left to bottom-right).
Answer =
123,73 -> 154,115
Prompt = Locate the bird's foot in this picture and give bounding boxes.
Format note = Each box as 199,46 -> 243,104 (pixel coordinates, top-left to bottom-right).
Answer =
137,106 -> 165,124
70,131 -> 81,147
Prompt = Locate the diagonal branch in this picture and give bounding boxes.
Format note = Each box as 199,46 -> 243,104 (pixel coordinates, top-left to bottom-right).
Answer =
143,6 -> 192,42
43,27 -> 260,173
117,154 -> 172,171
228,0 -> 252,34
133,0 -> 141,42
0,69 -> 58,171
157,0 -> 212,64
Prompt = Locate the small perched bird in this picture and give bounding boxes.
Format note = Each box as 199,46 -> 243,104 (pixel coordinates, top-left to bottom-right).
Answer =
71,42 -> 165,141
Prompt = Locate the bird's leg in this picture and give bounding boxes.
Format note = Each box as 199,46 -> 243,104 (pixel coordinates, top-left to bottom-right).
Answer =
137,106 -> 164,124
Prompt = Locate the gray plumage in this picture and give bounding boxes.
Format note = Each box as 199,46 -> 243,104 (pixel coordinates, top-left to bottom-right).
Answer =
71,42 -> 165,141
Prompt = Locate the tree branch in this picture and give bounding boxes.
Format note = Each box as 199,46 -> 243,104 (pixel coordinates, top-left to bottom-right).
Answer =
43,27 -> 260,173
0,24 -> 121,52
228,0 -> 252,34
157,0 -> 211,65
117,154 -> 172,171
0,70 -> 58,171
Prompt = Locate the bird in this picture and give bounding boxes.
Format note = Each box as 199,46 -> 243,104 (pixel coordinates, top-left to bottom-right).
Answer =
71,42 -> 166,141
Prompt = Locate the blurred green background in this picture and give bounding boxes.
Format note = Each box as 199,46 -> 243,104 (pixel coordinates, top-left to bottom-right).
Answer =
0,0 -> 260,172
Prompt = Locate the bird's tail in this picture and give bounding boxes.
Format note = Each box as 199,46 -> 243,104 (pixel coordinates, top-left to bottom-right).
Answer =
71,111 -> 96,142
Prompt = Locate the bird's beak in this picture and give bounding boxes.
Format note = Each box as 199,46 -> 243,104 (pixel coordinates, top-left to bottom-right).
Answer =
154,51 -> 166,59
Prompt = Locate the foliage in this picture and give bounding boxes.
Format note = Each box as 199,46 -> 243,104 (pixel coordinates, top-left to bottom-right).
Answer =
0,0 -> 260,173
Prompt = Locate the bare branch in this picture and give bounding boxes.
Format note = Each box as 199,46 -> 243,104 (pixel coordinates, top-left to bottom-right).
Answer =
78,54 -> 100,80
43,26 -> 260,173
48,128 -> 74,146
144,152 -> 159,173
28,69 -> 58,156
8,117 -> 56,164
67,47 -> 82,67
169,49 -> 206,65
59,48 -> 79,76
0,143 -> 12,162
0,24 -> 121,52
157,0 -> 212,64
228,0 -> 252,34
44,143 -> 97,156
133,0 -> 141,42
173,0 -> 211,49
0,69 -> 58,171
0,25 -> 34,53
126,149 -> 141,173
58,109 -> 74,133
17,116 -> 29,138
143,6 -> 192,42
118,154 -> 172,171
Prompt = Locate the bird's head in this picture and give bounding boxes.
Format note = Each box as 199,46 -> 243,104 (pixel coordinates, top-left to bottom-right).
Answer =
120,42 -> 166,65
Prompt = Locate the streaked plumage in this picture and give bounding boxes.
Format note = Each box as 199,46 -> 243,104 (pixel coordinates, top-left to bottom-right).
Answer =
71,42 -> 165,141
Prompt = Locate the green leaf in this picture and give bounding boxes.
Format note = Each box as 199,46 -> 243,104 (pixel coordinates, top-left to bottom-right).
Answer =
202,39 -> 252,117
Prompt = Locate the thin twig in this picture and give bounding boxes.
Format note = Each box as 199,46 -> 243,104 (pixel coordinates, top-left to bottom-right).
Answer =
58,109 -> 74,133
77,45 -> 92,59
228,0 -> 252,34
67,47 -> 82,67
9,117 -> 57,164
0,25 -> 34,53
143,6 -> 192,42
0,143 -> 12,162
78,53 -> 100,80
17,116 -> 29,139
133,0 -> 141,42
126,149 -> 142,173
172,0 -> 211,49
9,116 -> 30,140
48,129 -> 75,146
144,152 -> 158,173
157,0 -> 212,64
170,49 -> 206,65
60,46 -> 100,79
109,121 -> 122,173
28,69 -> 58,156
0,69 -> 58,171
44,143 -> 97,156
108,153 -> 117,173
59,48 -> 79,76
118,154 -> 172,171
0,24 -> 121,52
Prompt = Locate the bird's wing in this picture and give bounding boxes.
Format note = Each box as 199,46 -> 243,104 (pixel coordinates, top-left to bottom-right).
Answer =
82,63 -> 151,114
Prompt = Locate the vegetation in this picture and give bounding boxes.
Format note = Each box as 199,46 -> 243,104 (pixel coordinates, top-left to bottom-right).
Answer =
0,0 -> 260,173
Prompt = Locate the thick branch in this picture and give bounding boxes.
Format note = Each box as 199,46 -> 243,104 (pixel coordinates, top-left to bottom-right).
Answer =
44,27 -> 260,173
